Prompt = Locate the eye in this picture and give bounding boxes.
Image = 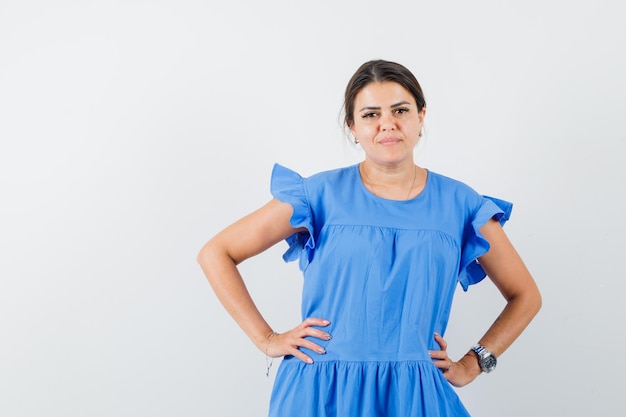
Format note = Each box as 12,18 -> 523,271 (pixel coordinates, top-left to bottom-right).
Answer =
394,107 -> 409,115
361,112 -> 378,119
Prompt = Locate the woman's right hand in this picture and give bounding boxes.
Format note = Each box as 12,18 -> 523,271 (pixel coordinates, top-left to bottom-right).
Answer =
265,318 -> 332,364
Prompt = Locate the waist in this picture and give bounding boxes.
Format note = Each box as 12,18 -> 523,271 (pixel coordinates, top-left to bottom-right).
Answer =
301,336 -> 433,362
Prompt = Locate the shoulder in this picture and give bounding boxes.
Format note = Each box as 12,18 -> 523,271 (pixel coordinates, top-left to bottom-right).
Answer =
428,170 -> 481,197
427,170 -> 485,213
301,165 -> 358,204
305,164 -> 357,184
271,163 -> 358,202
273,163 -> 356,181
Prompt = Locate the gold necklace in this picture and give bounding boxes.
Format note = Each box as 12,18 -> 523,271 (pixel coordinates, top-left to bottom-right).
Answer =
361,164 -> 417,200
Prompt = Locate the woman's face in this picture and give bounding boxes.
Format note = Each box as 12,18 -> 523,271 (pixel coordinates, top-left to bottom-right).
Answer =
350,81 -> 426,166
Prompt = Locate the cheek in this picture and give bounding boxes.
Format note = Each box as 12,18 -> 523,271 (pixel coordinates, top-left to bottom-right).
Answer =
403,119 -> 422,132
352,122 -> 375,136
350,124 -> 362,138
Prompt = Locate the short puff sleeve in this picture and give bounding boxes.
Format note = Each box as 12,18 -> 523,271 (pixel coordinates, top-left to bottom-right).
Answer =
270,164 -> 315,271
458,196 -> 513,291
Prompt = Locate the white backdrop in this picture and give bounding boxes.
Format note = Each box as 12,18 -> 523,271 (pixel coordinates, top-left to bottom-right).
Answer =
1,1 -> 625,416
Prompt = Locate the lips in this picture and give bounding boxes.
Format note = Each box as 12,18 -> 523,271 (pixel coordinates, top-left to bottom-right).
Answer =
378,137 -> 401,145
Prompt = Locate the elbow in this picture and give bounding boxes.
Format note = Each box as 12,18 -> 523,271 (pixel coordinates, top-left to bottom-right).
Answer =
197,238 -> 225,263
528,274 -> 542,316
521,284 -> 542,320
197,241 -> 211,267
197,239 -> 224,289
532,287 -> 543,316
197,239 -> 220,275
197,244 -> 208,262
506,280 -> 542,320
197,238 -> 238,283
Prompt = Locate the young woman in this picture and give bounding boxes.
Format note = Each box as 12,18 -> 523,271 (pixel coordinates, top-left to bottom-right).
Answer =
198,60 -> 541,416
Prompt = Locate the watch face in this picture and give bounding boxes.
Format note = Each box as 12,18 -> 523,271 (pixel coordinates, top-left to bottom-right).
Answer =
482,354 -> 497,372
472,345 -> 497,373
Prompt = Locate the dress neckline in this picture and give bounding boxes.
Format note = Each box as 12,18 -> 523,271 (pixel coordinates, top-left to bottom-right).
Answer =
355,163 -> 430,203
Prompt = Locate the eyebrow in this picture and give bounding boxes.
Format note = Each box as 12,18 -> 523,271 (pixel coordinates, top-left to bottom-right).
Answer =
358,101 -> 413,112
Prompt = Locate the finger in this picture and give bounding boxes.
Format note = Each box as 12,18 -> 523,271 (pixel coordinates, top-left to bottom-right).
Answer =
288,347 -> 314,364
433,359 -> 453,372
302,326 -> 332,341
298,338 -> 327,355
298,318 -> 332,341
293,327 -> 329,354
301,317 -> 331,328
428,349 -> 448,360
267,333 -> 319,362
433,332 -> 447,351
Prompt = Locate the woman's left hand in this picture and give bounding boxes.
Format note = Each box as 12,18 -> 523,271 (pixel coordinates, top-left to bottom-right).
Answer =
429,333 -> 482,387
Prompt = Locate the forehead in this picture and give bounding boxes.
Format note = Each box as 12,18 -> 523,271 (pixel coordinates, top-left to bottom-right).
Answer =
355,81 -> 415,107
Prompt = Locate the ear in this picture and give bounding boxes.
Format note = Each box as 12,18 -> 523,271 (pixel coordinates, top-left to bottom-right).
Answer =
349,121 -> 356,137
418,107 -> 427,123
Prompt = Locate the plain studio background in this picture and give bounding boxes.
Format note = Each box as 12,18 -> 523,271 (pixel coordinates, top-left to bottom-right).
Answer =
1,0 -> 624,416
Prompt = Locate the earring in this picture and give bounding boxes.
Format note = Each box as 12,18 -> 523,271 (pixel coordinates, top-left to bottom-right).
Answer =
354,138 -> 360,144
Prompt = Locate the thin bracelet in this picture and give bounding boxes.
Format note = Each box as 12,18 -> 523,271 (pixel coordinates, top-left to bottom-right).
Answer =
265,332 -> 278,377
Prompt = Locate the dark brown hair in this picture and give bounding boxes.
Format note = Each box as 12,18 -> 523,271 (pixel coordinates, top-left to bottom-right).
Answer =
343,60 -> 426,128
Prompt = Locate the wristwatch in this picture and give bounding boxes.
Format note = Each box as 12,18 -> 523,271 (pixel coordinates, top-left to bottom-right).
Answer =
471,344 -> 497,373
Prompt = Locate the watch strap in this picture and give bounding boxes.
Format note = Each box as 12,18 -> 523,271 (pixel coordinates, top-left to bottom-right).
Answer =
471,344 -> 497,373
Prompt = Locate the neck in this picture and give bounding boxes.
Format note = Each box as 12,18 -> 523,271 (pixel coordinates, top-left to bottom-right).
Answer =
360,160 -> 415,184
360,160 -> 424,200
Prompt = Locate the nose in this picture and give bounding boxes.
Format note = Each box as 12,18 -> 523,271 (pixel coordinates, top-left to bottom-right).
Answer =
379,111 -> 396,131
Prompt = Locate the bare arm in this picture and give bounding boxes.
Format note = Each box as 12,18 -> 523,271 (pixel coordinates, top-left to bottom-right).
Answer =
197,198 -> 330,363
431,218 -> 542,386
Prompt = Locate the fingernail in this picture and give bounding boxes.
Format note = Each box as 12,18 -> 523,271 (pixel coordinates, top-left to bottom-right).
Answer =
322,320 -> 330,325
318,347 -> 326,354
325,334 -> 332,340
428,351 -> 432,356
307,358 -> 313,364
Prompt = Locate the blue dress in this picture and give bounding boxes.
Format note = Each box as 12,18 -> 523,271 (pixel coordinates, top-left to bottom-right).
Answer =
268,163 -> 512,417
